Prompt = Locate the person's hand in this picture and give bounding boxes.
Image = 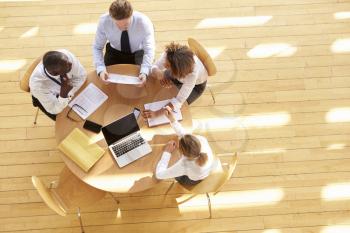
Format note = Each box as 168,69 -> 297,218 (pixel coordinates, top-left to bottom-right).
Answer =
142,109 -> 164,119
150,67 -> 163,80
98,71 -> 109,84
164,106 -> 176,123
159,78 -> 173,88
60,74 -> 73,98
137,73 -> 147,87
164,140 -> 177,153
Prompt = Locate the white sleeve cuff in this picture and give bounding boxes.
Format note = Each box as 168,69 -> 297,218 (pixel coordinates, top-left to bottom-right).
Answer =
96,66 -> 106,76
170,97 -> 182,110
140,65 -> 150,76
58,96 -> 70,105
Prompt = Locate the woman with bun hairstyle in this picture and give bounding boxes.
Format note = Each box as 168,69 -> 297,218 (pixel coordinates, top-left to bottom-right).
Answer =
154,107 -> 215,185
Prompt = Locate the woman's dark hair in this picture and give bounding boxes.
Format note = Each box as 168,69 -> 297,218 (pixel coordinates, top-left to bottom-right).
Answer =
109,0 -> 133,20
179,134 -> 208,167
165,42 -> 194,79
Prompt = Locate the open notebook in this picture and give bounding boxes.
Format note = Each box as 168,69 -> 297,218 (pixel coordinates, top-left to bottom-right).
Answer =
68,83 -> 108,120
144,99 -> 182,127
58,128 -> 105,172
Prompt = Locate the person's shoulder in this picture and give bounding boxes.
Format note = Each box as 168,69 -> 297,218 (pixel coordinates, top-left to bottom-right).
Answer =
98,13 -> 111,24
57,48 -> 73,56
194,55 -> 204,67
29,63 -> 46,88
195,135 -> 210,146
196,134 -> 208,141
57,49 -> 76,62
133,11 -> 152,26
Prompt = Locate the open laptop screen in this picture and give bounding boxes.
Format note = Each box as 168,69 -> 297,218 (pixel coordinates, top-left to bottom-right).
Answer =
102,113 -> 139,146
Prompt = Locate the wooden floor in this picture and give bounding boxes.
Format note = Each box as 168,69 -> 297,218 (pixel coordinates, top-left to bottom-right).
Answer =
1,0 -> 350,232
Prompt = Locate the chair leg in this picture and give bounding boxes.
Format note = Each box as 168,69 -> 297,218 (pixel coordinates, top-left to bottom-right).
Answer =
164,181 -> 175,196
206,192 -> 212,218
33,107 -> 39,125
109,192 -> 120,205
208,86 -> 216,105
77,207 -> 85,233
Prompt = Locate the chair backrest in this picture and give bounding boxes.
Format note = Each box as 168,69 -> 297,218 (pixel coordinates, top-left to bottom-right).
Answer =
20,56 -> 42,92
32,167 -> 106,216
186,153 -> 238,194
187,38 -> 217,76
54,167 -> 106,208
213,153 -> 238,193
31,176 -> 67,216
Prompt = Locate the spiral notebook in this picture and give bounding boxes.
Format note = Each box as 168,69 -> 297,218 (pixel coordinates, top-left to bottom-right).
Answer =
68,83 -> 108,120
144,99 -> 182,127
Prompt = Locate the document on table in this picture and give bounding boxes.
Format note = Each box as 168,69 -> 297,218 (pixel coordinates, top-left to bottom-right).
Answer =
144,99 -> 182,127
107,73 -> 142,85
68,83 -> 108,120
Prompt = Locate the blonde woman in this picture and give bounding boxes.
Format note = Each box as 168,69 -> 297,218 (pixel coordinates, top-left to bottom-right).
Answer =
154,107 -> 215,185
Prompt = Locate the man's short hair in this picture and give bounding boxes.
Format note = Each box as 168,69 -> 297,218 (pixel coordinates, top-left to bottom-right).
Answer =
42,51 -> 69,71
109,0 -> 133,20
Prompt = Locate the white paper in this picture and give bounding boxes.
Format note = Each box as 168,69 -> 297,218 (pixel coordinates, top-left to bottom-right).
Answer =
144,99 -> 182,127
68,83 -> 108,119
107,73 -> 142,85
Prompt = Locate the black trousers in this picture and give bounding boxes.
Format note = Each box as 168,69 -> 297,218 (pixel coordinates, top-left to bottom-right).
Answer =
32,96 -> 56,121
164,70 -> 207,105
104,43 -> 144,66
175,175 -> 202,186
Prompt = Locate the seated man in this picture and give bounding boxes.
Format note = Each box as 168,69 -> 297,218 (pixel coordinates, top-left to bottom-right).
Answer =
29,49 -> 87,121
92,0 -> 155,86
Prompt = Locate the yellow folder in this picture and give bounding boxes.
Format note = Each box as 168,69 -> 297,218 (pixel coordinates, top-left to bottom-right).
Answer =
58,128 -> 105,172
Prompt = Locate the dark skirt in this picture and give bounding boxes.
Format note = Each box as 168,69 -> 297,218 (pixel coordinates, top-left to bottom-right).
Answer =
175,175 -> 202,186
164,70 -> 207,105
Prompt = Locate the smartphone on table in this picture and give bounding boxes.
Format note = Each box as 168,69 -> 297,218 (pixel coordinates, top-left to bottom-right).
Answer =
83,120 -> 102,133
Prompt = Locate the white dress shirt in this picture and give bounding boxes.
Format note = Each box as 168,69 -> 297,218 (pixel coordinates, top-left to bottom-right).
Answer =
152,52 -> 208,110
29,49 -> 86,114
93,11 -> 155,76
155,121 -> 215,181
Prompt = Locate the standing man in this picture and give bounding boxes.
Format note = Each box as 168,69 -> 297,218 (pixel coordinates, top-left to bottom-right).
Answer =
93,0 -> 155,86
29,49 -> 86,120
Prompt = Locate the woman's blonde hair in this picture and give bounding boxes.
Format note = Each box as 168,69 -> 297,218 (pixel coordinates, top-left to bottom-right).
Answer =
179,135 -> 208,166
165,42 -> 194,79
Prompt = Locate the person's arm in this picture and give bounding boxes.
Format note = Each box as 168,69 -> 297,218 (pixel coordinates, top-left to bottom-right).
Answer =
149,52 -> 166,81
32,88 -> 70,114
170,121 -> 186,137
66,51 -> 87,94
140,18 -> 155,76
164,106 -> 186,137
170,71 -> 198,110
92,17 -> 108,76
155,152 -> 186,180
152,52 -> 166,70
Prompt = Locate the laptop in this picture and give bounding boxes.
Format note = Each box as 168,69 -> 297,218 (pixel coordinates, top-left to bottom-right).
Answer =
102,112 -> 152,168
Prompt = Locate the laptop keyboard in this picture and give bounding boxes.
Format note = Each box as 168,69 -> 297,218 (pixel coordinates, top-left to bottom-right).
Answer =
111,134 -> 146,158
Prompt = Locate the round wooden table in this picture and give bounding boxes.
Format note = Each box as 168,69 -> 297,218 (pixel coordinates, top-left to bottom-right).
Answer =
55,64 -> 192,193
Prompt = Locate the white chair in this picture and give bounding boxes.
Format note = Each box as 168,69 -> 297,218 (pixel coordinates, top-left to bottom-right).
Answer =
165,153 -> 238,218
32,167 -> 107,233
19,56 -> 42,124
188,37 -> 217,104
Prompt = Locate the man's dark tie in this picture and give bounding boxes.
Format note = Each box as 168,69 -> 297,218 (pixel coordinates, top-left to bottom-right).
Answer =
121,30 -> 131,54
